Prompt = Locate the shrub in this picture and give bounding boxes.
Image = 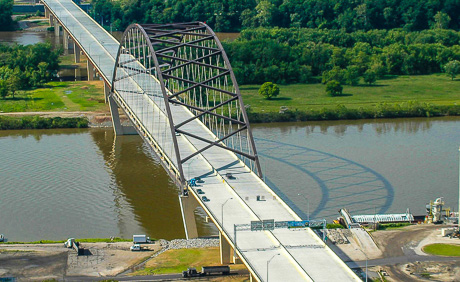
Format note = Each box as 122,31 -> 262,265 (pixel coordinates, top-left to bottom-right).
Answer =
258,82 -> 280,100
325,80 -> 343,96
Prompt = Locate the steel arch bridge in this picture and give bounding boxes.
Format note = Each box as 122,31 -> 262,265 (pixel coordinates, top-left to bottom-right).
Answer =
37,0 -> 362,277
112,22 -> 262,191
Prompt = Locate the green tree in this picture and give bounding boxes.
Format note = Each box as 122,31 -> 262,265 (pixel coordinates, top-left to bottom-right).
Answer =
255,1 -> 275,27
363,69 -> 377,84
345,65 -> 360,85
258,82 -> 280,100
0,79 -> 8,99
433,11 -> 451,29
444,60 -> 460,80
0,0 -> 13,31
322,67 -> 345,84
325,80 -> 343,96
7,75 -> 20,98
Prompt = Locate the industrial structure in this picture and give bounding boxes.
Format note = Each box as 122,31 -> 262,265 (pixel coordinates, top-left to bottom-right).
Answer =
40,0 -> 361,280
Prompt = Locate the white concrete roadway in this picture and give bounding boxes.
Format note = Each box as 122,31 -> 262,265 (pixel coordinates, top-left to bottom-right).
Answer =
42,0 -> 361,280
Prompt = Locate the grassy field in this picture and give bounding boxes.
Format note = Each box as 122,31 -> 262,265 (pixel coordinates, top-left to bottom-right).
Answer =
132,247 -> 247,280
240,74 -> 460,113
423,243 -> 460,256
0,81 -> 107,113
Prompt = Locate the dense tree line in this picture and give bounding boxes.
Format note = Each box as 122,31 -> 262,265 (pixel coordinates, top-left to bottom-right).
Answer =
0,0 -> 13,31
0,43 -> 60,99
223,28 -> 460,84
91,0 -> 460,32
247,103 -> 460,123
0,116 -> 89,130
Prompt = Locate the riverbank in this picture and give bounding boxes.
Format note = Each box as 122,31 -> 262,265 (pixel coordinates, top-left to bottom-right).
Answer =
0,238 -> 249,281
240,74 -> 460,123
0,115 -> 89,130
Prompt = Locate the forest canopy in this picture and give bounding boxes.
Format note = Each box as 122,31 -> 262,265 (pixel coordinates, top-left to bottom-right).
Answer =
90,0 -> 460,32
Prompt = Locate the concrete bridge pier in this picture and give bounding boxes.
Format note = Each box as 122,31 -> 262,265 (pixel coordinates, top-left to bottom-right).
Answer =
219,232 -> 234,264
179,194 -> 199,239
74,68 -> 81,80
63,30 -> 69,50
44,7 -> 49,20
54,21 -> 60,37
87,60 -> 95,81
74,42 -> 81,63
104,82 -> 110,103
49,14 -> 54,27
107,93 -> 138,136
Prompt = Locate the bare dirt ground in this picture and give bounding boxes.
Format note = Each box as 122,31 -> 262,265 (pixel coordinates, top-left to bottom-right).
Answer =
334,224 -> 460,281
0,242 -> 159,281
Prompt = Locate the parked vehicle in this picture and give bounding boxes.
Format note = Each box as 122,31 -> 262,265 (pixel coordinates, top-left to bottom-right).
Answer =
133,234 -> 150,244
196,189 -> 205,194
130,244 -> 142,251
202,196 -> 210,202
0,234 -> 4,242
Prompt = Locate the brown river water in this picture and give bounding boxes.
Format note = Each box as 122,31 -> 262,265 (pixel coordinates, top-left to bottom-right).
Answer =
0,117 -> 459,242
0,30 -> 459,241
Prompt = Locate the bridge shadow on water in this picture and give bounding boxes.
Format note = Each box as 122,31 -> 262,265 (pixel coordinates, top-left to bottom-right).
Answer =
254,137 -> 394,221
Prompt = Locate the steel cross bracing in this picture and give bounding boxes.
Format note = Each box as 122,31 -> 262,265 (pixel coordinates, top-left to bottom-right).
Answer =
38,0 -> 361,279
113,22 -> 262,189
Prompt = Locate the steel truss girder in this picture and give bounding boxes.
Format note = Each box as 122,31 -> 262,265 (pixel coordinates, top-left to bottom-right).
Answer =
112,22 -> 262,191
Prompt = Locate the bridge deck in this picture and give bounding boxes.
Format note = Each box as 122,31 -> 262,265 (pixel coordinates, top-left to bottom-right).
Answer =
42,0 -> 360,281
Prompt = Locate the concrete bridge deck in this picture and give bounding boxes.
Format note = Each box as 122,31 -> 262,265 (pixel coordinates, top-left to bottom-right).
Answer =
41,0 -> 361,280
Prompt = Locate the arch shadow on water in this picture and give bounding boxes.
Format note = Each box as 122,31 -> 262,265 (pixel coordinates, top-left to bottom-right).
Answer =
254,137 -> 394,220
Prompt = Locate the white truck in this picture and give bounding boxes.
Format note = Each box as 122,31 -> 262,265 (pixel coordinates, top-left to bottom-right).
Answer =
133,234 -> 150,244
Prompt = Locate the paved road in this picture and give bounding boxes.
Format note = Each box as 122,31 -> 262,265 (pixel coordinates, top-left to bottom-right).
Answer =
66,270 -> 250,281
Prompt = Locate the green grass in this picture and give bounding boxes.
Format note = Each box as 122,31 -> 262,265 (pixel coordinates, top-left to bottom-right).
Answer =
423,243 -> 460,256
0,81 -> 106,112
133,248 -> 220,275
0,237 -> 130,244
240,74 -> 460,113
132,247 -> 246,276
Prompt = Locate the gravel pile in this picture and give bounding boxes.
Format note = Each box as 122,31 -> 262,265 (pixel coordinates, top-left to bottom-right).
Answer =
168,238 -> 219,249
148,238 -> 219,261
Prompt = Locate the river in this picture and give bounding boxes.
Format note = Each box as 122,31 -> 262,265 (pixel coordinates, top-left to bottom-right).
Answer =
1,117 -> 459,242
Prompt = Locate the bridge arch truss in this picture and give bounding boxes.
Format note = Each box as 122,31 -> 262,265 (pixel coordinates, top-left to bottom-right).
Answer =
112,22 -> 262,189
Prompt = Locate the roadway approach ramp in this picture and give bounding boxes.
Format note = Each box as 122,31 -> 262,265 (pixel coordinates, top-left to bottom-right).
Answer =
42,0 -> 362,280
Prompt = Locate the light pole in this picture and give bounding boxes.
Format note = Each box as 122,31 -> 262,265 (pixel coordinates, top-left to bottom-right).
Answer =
298,193 -> 310,221
356,248 -> 368,281
267,253 -> 280,282
221,198 -> 233,226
